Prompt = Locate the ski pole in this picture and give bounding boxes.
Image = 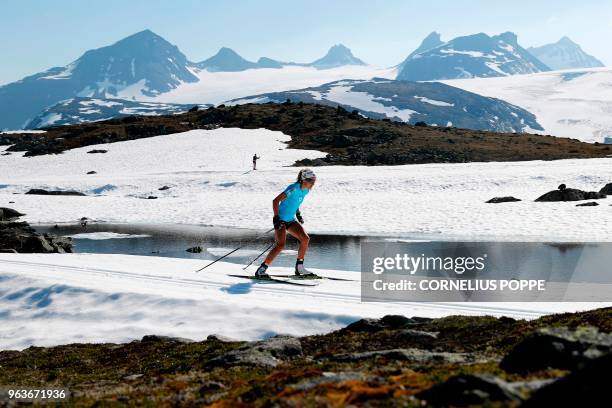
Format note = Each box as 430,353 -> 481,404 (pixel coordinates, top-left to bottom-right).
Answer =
242,241 -> 275,270
195,227 -> 274,272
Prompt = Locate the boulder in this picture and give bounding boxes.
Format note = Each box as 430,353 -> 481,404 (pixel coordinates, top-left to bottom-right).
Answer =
0,207 -> 25,221
342,315 -> 430,332
416,374 -> 524,406
600,183 -> 612,195
523,353 -> 612,407
0,219 -> 73,253
25,189 -> 86,196
158,185 -> 170,191
206,335 -> 302,368
535,187 -> 605,202
141,335 -> 194,344
87,149 -> 108,154
186,246 -> 202,253
576,202 -> 599,207
86,171 -> 97,175
500,326 -> 612,372
486,196 -> 521,203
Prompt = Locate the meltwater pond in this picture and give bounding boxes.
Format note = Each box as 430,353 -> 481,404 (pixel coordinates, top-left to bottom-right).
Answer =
35,223 -> 612,282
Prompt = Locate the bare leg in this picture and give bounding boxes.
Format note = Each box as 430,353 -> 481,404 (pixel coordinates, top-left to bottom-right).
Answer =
263,227 -> 286,265
287,222 -> 310,260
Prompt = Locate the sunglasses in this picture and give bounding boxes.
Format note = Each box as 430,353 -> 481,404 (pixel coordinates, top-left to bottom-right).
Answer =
304,178 -> 316,183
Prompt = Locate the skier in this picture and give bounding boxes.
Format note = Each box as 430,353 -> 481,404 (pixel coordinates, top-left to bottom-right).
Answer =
255,169 -> 317,278
252,154 -> 260,170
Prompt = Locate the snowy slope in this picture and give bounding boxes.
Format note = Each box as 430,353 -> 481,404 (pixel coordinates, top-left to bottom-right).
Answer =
1,128 -> 611,240
443,67 -> 612,142
228,78 -> 543,132
1,253 -> 608,350
26,97 -> 209,128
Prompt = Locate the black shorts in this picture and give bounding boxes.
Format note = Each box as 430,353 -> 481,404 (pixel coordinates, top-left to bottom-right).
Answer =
275,220 -> 298,230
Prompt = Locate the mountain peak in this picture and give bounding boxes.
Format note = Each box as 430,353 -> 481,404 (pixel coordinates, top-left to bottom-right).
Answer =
197,47 -> 257,72
557,36 -> 577,46
310,44 -> 366,69
404,31 -> 445,62
114,29 -> 167,46
528,36 -> 604,70
494,31 -> 518,44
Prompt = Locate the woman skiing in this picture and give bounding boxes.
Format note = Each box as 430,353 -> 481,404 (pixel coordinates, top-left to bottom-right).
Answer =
255,169 -> 317,278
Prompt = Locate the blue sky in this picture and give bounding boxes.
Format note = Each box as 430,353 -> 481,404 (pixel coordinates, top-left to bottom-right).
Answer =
2,0 -> 611,84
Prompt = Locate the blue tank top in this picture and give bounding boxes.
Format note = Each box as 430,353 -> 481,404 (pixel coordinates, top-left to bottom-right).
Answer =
278,182 -> 309,222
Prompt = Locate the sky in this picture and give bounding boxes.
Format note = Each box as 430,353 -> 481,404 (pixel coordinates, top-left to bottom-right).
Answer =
1,0 -> 612,84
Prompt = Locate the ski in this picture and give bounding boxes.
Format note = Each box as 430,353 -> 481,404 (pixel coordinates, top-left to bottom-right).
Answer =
272,274 -> 357,282
227,274 -> 318,287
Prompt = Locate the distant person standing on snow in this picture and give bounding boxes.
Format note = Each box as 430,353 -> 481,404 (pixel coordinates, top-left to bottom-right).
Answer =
252,154 -> 260,170
255,169 -> 317,278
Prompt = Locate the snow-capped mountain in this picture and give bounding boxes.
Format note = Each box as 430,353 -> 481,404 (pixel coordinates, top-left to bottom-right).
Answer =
195,44 -> 365,72
0,30 -> 197,130
25,97 -> 209,129
401,32 -> 444,64
397,32 -> 550,81
528,37 -> 604,70
228,78 -> 542,133
443,67 -> 612,143
308,44 -> 366,69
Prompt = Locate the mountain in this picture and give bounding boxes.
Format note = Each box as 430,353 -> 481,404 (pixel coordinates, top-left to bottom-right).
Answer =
404,32 -> 444,62
397,32 -> 550,81
0,29 -> 197,130
196,47 -> 261,72
228,78 -> 542,133
442,67 -> 612,143
308,44 -> 366,69
25,97 -> 210,129
528,37 -> 604,70
195,44 -> 366,72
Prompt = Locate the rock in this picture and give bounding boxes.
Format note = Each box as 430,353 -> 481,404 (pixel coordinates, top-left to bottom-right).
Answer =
87,149 -> 108,154
522,353 -> 612,407
0,207 -> 25,221
535,187 -> 606,202
146,196 -> 158,199
576,201 -> 599,207
398,329 -> 439,340
158,185 -> 170,191
140,335 -> 194,344
86,171 -> 97,174
416,374 -> 524,406
188,106 -> 199,112
486,196 -> 522,203
600,183 -> 612,195
206,335 -> 302,368
0,249 -> 18,253
558,183 -> 567,191
414,121 -> 428,127
292,372 -> 377,391
329,348 -> 484,364
500,326 -> 612,372
342,315 -> 424,332
186,246 -> 203,253
0,219 -> 73,253
123,374 -> 144,381
206,334 -> 237,343
25,189 -> 86,196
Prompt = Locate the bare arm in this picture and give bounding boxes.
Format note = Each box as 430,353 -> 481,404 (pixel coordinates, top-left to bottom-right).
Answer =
272,192 -> 286,216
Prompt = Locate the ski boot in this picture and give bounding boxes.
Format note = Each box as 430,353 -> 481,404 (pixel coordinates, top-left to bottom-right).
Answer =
255,263 -> 270,279
295,260 -> 319,279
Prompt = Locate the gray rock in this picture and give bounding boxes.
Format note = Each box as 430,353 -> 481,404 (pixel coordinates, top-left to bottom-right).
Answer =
206,335 -> 302,368
329,348 -> 484,364
416,374 -> 524,406
523,353 -> 612,407
291,371 -> 377,391
25,189 -> 86,196
398,329 -> 439,340
0,207 -> 25,221
500,326 -> 612,372
140,335 -> 194,343
123,374 -> 144,381
186,246 -> 203,253
342,315 -> 425,332
535,187 -> 605,202
206,334 -> 237,343
576,201 -> 599,207
599,183 -> 612,195
486,196 -> 522,203
87,149 -> 108,154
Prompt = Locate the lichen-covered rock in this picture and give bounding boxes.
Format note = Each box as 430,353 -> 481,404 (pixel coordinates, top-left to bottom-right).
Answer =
500,326 -> 612,372
206,335 -> 302,368
329,348 -> 485,364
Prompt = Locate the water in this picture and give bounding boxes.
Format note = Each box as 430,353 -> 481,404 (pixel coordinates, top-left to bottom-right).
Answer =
36,223 -> 365,271
34,224 -> 612,282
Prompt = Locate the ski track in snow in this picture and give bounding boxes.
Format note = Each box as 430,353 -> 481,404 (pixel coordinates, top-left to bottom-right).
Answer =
1,253 -> 607,350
